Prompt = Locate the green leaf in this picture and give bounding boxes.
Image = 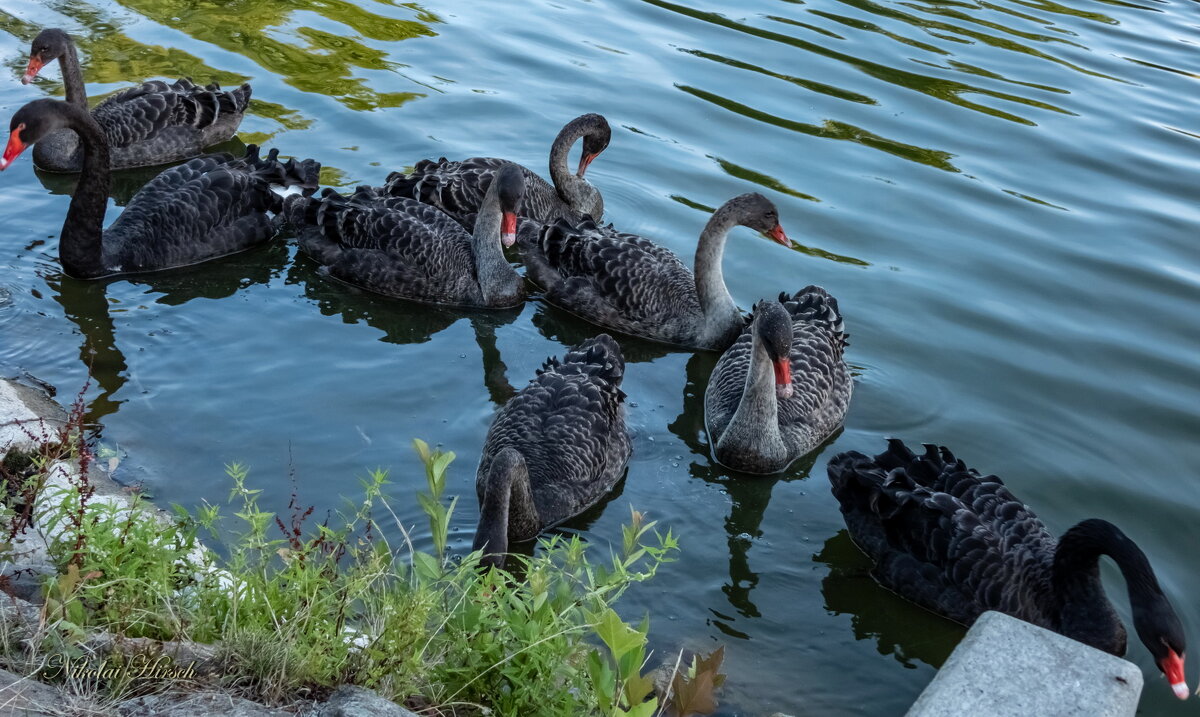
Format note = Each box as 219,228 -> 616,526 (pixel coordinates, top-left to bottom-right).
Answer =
412,438 -> 430,465
431,451 -> 455,484
586,650 -> 615,714
412,551 -> 442,584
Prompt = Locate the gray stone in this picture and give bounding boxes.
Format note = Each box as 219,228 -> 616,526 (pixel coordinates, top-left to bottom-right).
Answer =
0,380 -> 66,456
117,691 -> 290,717
906,611 -> 1143,717
0,560 -> 54,604
0,667 -> 72,716
0,595 -> 43,640
315,686 -> 419,717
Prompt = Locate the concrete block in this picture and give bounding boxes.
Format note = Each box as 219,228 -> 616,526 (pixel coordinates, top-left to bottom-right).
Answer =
906,611 -> 1142,717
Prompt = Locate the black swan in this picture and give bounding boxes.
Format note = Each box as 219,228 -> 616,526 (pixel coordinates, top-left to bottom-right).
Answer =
827,439 -> 1188,699
383,113 -> 610,231
284,164 -> 527,308
22,28 -> 251,172
1,99 -> 318,279
473,334 -> 631,569
521,193 -> 790,351
705,289 -> 851,474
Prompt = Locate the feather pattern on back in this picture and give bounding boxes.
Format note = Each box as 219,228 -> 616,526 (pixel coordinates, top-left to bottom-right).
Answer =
34,79 -> 251,172
826,440 -> 1061,627
384,156 -> 579,231
475,334 -> 631,539
284,187 -> 522,307
101,145 -> 318,274
522,217 -> 712,347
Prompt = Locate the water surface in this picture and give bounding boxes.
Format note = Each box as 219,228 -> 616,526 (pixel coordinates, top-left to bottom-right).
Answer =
2,0 -> 1199,713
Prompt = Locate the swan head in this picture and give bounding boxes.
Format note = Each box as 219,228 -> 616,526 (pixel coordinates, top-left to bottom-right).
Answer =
24,28 -> 71,84
573,113 -> 611,177
1,99 -> 67,171
752,300 -> 794,400
494,164 -> 526,248
1137,601 -> 1188,699
726,193 -> 789,246
552,114 -> 610,219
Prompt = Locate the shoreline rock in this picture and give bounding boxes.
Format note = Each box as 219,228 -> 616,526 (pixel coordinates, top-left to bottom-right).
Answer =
0,376 -> 417,717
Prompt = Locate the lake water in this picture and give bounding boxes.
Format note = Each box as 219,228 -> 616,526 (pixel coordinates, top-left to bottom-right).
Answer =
2,0 -> 1199,713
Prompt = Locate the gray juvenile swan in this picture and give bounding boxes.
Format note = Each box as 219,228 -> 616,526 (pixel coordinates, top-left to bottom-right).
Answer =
473,334 -> 631,569
705,289 -> 851,474
522,193 -> 790,351
22,28 -> 251,172
285,164 -> 528,308
383,113 -> 610,230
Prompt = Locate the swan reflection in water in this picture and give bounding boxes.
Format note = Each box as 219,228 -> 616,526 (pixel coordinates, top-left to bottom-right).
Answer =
813,530 -> 961,670
46,241 -> 291,426
529,296 -> 679,365
285,256 -> 522,406
667,350 -> 839,633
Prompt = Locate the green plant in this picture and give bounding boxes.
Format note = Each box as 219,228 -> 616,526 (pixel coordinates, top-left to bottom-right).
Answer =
1,433 -> 680,716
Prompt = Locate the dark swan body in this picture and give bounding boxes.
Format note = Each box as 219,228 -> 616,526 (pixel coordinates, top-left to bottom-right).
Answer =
383,113 -> 610,231
473,335 -> 631,568
1,99 -> 318,280
23,29 -> 250,173
284,164 -> 528,308
705,289 -> 851,474
521,193 -> 790,351
827,439 -> 1189,699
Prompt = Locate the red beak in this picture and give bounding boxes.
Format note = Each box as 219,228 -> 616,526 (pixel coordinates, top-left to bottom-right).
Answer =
773,358 -> 793,400
0,127 -> 27,171
501,212 -> 518,248
577,152 -> 597,177
768,224 -> 789,246
22,56 -> 44,85
1159,649 -> 1188,700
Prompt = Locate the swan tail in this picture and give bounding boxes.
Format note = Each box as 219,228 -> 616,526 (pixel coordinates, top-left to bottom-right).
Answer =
537,217 -> 600,265
172,79 -> 253,128
283,187 -> 347,233
382,157 -> 448,199
241,145 -> 322,206
566,334 -> 625,387
780,285 -> 848,349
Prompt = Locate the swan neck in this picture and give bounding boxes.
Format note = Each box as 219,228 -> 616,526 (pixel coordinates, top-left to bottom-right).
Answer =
1053,520 -> 1168,637
473,453 -> 537,563
60,104 -> 110,279
547,122 -> 597,216
548,123 -> 580,199
60,40 -> 88,107
694,207 -> 738,342
471,185 -> 520,305
718,335 -> 782,453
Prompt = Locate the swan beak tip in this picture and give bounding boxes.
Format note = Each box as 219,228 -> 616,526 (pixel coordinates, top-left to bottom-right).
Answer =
1172,682 -> 1189,700
500,212 -> 518,247
772,358 -> 792,399
577,152 -> 598,177
768,224 -> 790,246
1,132 -> 28,171
22,58 -> 43,84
